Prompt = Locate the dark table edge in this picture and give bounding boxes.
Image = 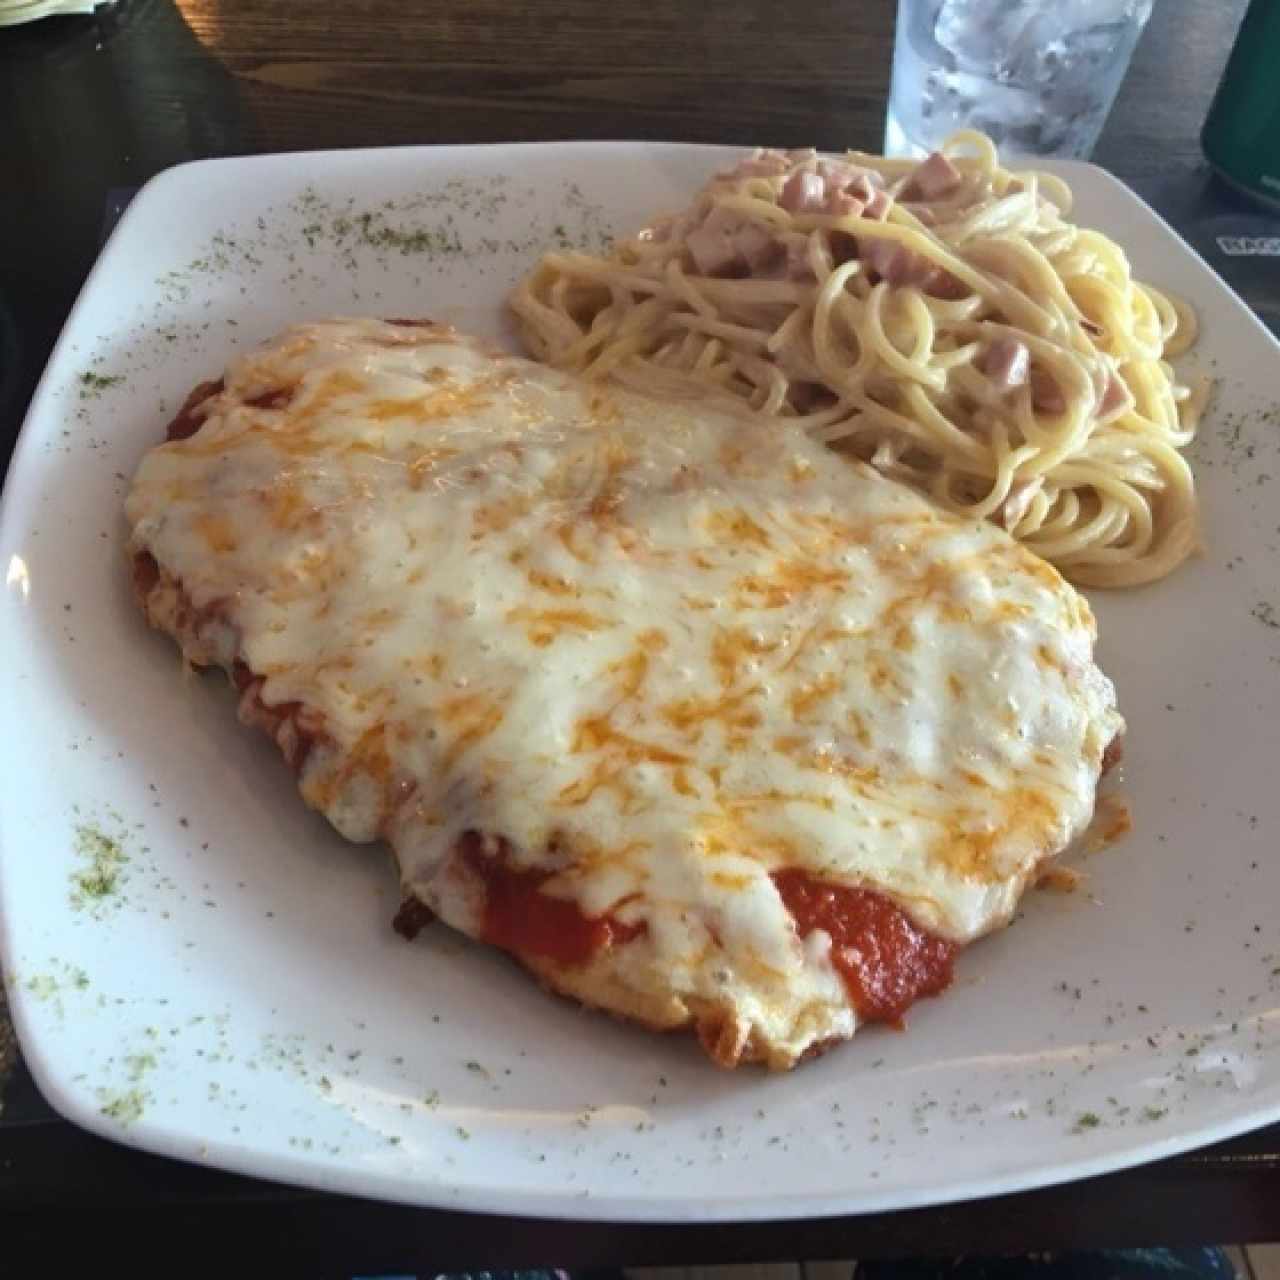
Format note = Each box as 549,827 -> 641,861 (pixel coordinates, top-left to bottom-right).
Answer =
1,1119 -> 1279,1271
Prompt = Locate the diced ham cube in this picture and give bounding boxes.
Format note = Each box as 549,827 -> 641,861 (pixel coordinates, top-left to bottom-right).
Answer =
980,337 -> 1031,391
924,270 -> 966,299
780,171 -> 827,213
686,204 -> 778,276
865,188 -> 893,219
734,221 -> 777,270
1030,368 -> 1067,414
903,150 -> 963,201
860,239 -> 926,286
847,174 -> 893,220
701,204 -> 739,236
686,222 -> 738,276
861,236 -> 966,296
826,190 -> 865,218
865,188 -> 896,218
862,238 -> 909,284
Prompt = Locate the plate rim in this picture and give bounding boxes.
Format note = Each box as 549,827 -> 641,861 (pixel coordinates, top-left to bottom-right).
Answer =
3,138 -> 1279,1222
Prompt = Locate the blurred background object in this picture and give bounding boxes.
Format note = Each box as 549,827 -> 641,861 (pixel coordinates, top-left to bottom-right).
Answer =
885,0 -> 1154,157
1201,0 -> 1280,211
0,0 -> 98,27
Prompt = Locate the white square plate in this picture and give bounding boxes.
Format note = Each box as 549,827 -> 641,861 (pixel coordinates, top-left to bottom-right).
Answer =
2,142 -> 1279,1222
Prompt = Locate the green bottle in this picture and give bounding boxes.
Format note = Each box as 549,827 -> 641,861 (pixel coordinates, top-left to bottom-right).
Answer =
1202,0 -> 1280,209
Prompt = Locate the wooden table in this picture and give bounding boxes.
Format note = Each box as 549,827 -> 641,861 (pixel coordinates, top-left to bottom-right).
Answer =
3,0 -> 1279,1271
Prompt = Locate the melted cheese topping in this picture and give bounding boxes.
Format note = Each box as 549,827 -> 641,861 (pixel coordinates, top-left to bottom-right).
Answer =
126,318 -> 1123,1064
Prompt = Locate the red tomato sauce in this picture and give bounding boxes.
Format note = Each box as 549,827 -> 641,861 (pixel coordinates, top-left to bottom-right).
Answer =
460,834 -> 644,966
773,868 -> 957,1023
166,379 -> 223,440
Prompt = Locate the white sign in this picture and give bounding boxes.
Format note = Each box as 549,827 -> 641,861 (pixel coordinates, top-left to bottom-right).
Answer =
1217,235 -> 1280,257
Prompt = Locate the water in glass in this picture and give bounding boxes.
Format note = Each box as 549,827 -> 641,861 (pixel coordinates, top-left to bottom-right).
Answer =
885,0 -> 1154,159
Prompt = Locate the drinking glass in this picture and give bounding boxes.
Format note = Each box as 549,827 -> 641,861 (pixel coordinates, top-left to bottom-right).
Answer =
885,0 -> 1155,159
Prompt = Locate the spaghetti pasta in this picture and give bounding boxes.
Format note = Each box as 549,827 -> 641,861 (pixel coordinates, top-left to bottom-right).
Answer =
510,133 -> 1207,587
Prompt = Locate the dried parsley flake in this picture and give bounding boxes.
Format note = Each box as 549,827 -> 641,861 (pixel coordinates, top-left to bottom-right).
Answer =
70,823 -> 129,910
77,371 -> 125,400
99,1087 -> 148,1126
